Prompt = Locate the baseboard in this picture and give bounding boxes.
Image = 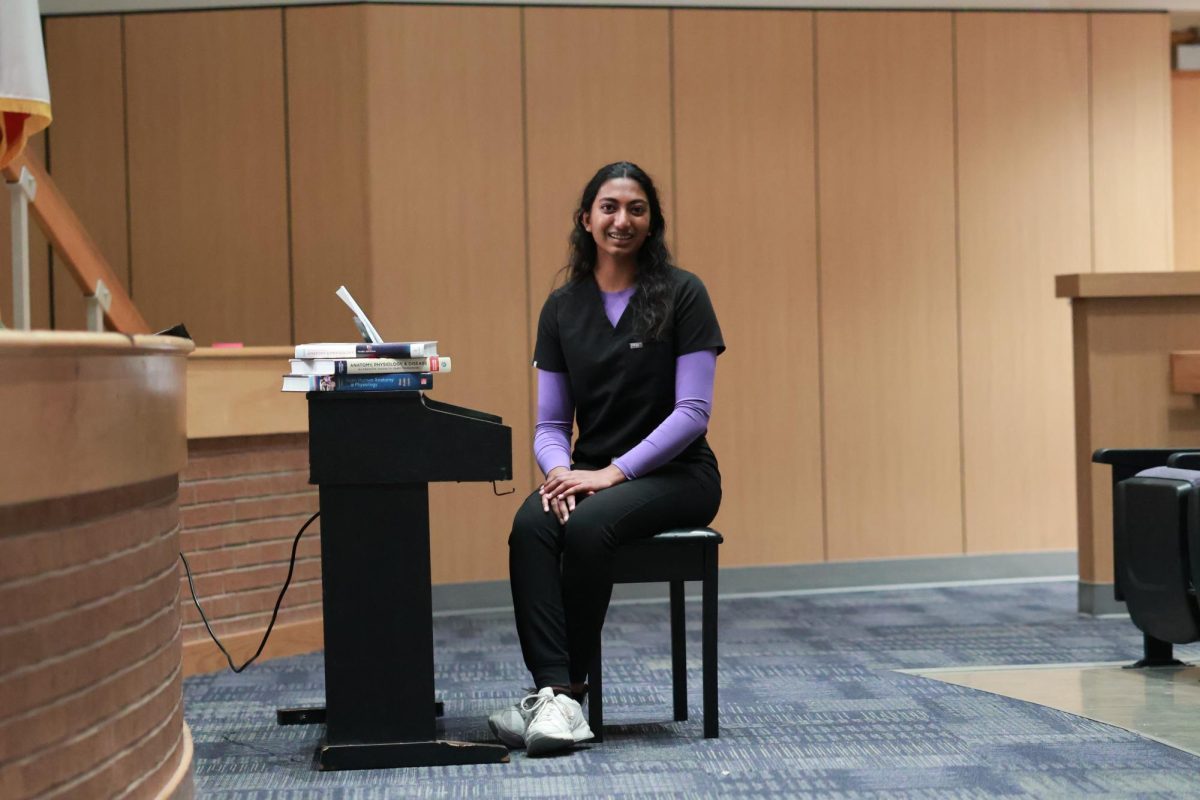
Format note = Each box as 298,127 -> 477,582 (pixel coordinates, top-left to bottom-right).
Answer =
431,549 -> 1080,614
1078,581 -> 1128,616
160,721 -> 195,800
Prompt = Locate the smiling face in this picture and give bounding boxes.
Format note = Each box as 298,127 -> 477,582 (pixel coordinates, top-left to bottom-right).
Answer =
582,178 -> 652,261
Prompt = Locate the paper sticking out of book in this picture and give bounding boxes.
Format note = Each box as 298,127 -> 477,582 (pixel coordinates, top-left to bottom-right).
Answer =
337,285 -> 384,344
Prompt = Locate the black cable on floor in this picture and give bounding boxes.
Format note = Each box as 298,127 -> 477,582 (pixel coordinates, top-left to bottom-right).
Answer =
179,510 -> 320,674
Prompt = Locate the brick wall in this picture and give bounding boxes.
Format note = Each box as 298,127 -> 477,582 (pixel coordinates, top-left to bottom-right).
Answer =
0,477 -> 188,799
179,434 -> 321,657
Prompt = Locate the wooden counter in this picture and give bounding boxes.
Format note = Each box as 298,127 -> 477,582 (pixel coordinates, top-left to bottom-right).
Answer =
187,346 -> 305,438
0,331 -> 191,506
1056,272 -> 1200,299
0,330 -> 194,799
1057,272 -> 1200,614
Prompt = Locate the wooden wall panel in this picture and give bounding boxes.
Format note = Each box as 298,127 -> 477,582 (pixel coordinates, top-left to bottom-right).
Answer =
29,5 -> 1145,576
362,5 -> 528,584
674,10 -> 822,567
524,7 -> 673,443
285,6 -> 370,344
1072,295 -> 1200,585
44,15 -> 130,331
957,12 -> 1089,553
1091,12 -> 1172,274
818,12 -> 962,560
124,9 -> 290,345
1174,74 -> 1200,271
0,134 -> 50,331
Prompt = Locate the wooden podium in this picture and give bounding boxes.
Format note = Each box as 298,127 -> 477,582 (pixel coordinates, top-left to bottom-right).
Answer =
1058,272 -> 1200,615
278,390 -> 513,770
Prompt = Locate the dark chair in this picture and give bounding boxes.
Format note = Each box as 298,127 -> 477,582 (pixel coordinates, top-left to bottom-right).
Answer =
1093,448 -> 1200,666
587,527 -> 722,742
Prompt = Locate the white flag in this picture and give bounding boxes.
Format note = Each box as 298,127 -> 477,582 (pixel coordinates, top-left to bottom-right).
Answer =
0,0 -> 52,168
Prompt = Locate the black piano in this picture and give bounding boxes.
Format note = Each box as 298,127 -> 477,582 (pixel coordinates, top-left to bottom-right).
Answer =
278,391 -> 513,770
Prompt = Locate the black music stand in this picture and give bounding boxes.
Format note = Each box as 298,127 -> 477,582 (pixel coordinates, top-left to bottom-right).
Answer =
277,391 -> 513,770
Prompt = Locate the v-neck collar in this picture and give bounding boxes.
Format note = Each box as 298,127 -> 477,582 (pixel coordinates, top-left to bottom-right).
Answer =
592,283 -> 633,333
590,277 -> 637,332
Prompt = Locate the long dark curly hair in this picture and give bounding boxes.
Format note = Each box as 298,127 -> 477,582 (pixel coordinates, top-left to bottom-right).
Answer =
560,161 -> 675,340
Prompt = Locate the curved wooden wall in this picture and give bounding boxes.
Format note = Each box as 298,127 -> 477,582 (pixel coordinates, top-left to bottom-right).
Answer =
36,7 -> 1173,579
0,332 -> 193,799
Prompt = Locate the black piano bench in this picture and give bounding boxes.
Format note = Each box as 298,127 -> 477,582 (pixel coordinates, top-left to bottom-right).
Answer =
587,527 -> 723,742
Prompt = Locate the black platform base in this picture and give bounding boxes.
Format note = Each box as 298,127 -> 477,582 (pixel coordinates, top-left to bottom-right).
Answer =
277,706 -> 326,725
1127,657 -> 1188,669
1125,635 -> 1188,669
315,738 -> 510,770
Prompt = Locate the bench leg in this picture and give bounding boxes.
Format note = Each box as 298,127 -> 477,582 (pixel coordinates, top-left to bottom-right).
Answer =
589,636 -> 603,742
1127,633 -> 1184,668
702,545 -> 719,738
671,580 -> 687,721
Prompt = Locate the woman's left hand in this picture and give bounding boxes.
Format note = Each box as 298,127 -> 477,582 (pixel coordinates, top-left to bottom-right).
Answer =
540,464 -> 627,503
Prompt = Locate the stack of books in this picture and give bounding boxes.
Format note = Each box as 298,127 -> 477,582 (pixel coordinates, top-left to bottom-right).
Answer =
282,341 -> 449,393
283,285 -> 448,393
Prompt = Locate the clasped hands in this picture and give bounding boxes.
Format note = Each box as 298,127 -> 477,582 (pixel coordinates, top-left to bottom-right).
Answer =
539,464 -> 626,524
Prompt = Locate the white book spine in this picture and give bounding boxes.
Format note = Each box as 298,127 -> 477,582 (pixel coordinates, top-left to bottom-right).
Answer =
293,341 -> 439,359
293,344 -> 358,359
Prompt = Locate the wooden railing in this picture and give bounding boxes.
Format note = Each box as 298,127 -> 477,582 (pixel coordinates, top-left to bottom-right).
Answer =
3,152 -> 149,333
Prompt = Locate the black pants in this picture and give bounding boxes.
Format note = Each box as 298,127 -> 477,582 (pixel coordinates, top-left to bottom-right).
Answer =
508,460 -> 721,689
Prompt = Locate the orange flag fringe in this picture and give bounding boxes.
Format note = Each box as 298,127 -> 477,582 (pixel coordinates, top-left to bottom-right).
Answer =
0,0 -> 52,169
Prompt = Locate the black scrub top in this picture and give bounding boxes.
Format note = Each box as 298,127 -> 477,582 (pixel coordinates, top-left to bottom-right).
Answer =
532,266 -> 725,471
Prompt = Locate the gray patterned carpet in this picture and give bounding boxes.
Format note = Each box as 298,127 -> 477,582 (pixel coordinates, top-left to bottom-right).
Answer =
183,580 -> 1200,798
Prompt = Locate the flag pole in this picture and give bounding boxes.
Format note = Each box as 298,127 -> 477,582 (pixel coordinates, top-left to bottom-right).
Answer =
7,167 -> 36,330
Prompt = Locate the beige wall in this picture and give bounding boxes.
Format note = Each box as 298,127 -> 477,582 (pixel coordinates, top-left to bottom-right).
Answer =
43,16 -> 129,330
675,9 -> 824,567
1176,73 -> 1200,270
37,7 -> 1173,580
817,11 -> 962,559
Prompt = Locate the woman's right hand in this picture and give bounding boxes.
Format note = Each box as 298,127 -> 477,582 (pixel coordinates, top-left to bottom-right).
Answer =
549,493 -> 575,524
541,467 -> 576,524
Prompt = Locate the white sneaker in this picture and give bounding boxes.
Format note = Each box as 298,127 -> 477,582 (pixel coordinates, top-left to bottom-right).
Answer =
555,692 -> 594,744
523,687 -> 594,757
488,689 -> 537,748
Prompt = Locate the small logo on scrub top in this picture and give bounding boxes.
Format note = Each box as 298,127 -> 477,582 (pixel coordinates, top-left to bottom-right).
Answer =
629,342 -> 643,350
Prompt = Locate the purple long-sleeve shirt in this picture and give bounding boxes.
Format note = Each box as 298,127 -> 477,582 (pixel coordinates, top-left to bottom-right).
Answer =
533,289 -> 718,479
